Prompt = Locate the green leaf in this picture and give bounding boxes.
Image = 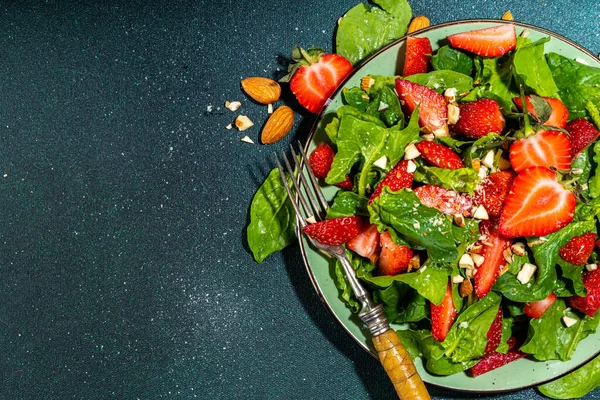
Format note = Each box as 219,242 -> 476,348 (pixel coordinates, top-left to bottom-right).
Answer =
538,353 -> 600,399
430,45 -> 474,76
368,189 -> 458,263
589,140 -> 600,198
335,0 -> 412,64
326,191 -> 369,219
413,166 -> 480,194
342,87 -> 370,112
373,282 -> 429,323
547,52 -> 600,120
513,37 -> 559,97
572,148 -> 592,199
334,260 -> 361,313
462,54 -> 518,111
442,292 -> 502,362
521,298 -> 600,361
493,220 -> 596,302
404,70 -> 473,94
588,100 -> 600,129
247,168 -> 296,263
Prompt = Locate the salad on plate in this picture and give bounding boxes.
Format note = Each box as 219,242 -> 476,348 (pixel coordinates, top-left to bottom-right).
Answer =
246,1 -> 600,397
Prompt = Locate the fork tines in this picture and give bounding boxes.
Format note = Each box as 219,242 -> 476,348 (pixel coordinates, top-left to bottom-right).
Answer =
274,141 -> 329,228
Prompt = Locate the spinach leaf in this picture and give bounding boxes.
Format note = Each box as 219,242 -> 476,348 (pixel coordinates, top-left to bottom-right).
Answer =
589,140 -> 600,198
247,168 -> 296,263
572,148 -> 592,199
335,0 -> 412,64
326,109 -> 420,195
368,189 -> 458,263
557,258 -> 586,297
496,316 -> 514,354
365,85 -> 404,127
413,166 -> 480,194
396,329 -> 425,360
547,52 -> 600,120
373,282 -> 429,323
326,191 -> 369,219
442,292 -> 501,362
462,133 -> 505,166
364,259 -> 449,305
342,87 -> 370,111
405,70 -> 473,94
513,37 -> 559,97
430,45 -> 474,76
521,299 -> 600,361
538,353 -> 600,399
493,220 -> 596,302
334,261 -> 361,313
462,53 -> 518,111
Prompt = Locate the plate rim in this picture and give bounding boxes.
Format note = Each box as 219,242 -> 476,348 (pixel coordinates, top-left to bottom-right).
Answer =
298,18 -> 600,393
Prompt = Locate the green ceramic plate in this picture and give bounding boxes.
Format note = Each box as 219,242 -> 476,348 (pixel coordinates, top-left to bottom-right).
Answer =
299,19 -> 600,392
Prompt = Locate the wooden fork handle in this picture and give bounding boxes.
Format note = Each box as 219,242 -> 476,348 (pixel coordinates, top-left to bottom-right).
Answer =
372,329 -> 431,400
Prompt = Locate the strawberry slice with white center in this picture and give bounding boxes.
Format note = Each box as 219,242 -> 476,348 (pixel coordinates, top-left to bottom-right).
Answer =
499,166 -> 576,238
395,78 -> 448,134
475,219 -> 512,298
447,24 -> 516,57
285,47 -> 353,114
509,130 -> 572,172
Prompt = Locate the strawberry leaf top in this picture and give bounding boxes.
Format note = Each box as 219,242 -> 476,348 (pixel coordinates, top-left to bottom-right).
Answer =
280,46 -> 326,83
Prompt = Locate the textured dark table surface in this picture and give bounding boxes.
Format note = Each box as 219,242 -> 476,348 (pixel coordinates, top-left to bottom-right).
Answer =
0,1 -> 598,399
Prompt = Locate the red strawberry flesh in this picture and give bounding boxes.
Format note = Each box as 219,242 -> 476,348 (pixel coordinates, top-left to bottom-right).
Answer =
499,166 -> 576,238
414,185 -> 473,216
475,219 -> 512,298
403,36 -> 432,77
430,281 -> 457,342
302,216 -> 362,246
568,269 -> 600,317
415,141 -> 463,170
369,159 -> 414,204
559,232 -> 596,265
472,170 -> 516,217
454,98 -> 505,139
524,292 -> 556,319
377,231 -> 413,276
509,130 -> 572,173
347,223 -> 380,261
447,24 -> 516,57
470,348 -> 526,377
309,142 -> 335,179
484,307 -> 503,355
513,96 -> 569,129
567,118 -> 600,157
395,79 -> 448,133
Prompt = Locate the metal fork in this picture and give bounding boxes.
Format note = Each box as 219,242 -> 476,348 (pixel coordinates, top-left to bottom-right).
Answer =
275,142 -> 430,400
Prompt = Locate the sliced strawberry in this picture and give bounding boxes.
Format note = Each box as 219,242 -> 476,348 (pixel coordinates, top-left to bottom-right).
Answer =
447,24 -> 516,57
288,47 -> 353,114
453,99 -> 505,139
559,232 -> 596,266
414,184 -> 473,216
347,223 -> 380,263
378,231 -> 414,276
308,142 -> 335,179
470,347 -> 526,377
308,142 -> 353,190
475,219 -> 512,298
369,159 -> 414,204
484,307 -> 503,355
472,171 -> 516,217
499,167 -> 576,238
403,36 -> 432,77
568,269 -> 600,317
524,292 -> 556,319
430,281 -> 457,342
513,96 -> 569,129
415,141 -> 464,170
395,79 -> 447,134
509,130 -> 572,172
566,118 -> 600,157
302,216 -> 362,246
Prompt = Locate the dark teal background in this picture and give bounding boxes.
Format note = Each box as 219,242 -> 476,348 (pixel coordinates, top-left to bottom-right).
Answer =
0,1 -> 598,399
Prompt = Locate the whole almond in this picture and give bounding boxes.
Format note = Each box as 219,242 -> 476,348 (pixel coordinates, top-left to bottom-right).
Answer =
261,106 -> 294,144
407,15 -> 430,34
241,77 -> 281,104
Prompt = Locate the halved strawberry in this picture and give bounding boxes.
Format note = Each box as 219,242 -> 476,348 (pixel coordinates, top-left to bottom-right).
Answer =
430,281 -> 457,342
568,269 -> 600,317
347,223 -> 380,263
403,36 -> 432,76
524,292 -> 556,319
447,24 -> 516,57
472,171 -> 516,217
509,130 -> 572,172
369,159 -> 414,204
414,184 -> 473,216
470,346 -> 526,377
499,167 -> 576,238
559,232 -> 596,265
378,231 -> 414,276
513,96 -> 569,129
475,219 -> 512,298
308,142 -> 353,190
287,47 -> 353,114
302,216 -> 362,246
395,79 -> 448,134
415,141 -> 464,170
484,307 -> 503,355
453,98 -> 505,139
566,118 -> 600,157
